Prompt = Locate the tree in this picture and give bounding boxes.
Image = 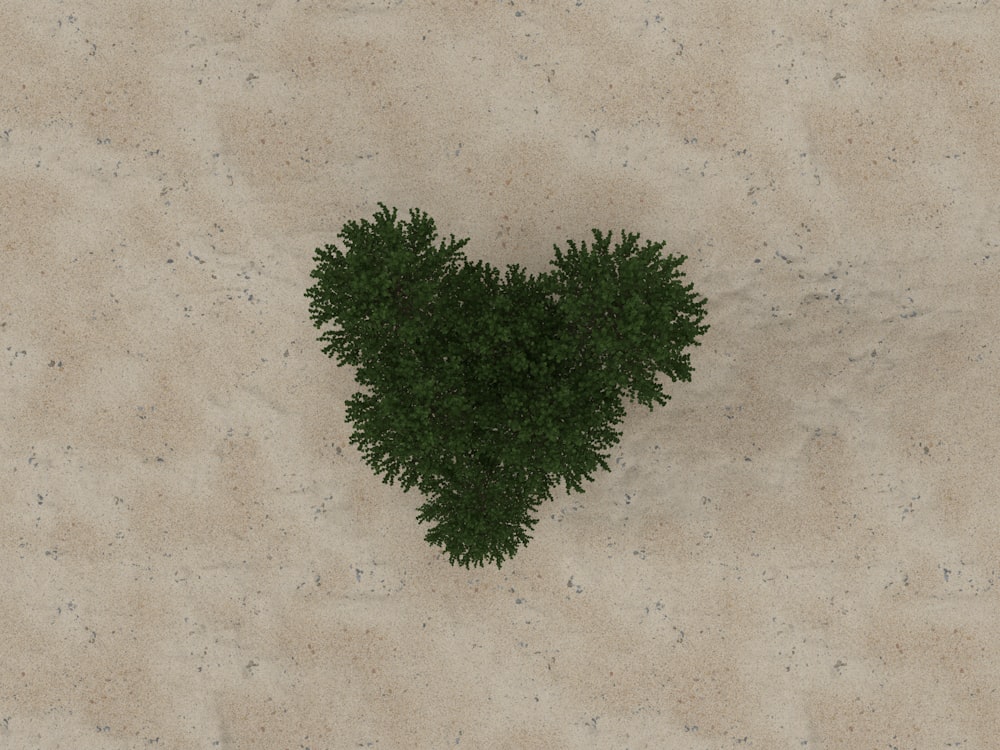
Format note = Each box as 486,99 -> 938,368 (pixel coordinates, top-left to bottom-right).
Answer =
305,203 -> 710,569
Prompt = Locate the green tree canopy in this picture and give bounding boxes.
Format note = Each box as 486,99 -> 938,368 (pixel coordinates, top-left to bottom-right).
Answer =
305,203 -> 709,569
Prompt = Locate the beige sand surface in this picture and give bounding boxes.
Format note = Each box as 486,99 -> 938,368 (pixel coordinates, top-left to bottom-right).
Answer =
3,2 -> 1000,748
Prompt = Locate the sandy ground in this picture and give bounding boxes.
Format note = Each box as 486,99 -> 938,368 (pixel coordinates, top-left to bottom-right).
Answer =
3,1 -> 1000,748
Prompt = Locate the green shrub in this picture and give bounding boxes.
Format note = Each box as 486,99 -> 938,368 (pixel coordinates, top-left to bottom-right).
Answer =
305,203 -> 709,569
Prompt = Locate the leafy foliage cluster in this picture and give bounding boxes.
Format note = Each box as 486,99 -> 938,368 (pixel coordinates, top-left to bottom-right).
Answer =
305,204 -> 709,569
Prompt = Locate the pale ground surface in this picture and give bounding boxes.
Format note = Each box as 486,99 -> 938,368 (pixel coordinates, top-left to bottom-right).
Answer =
3,2 -> 999,748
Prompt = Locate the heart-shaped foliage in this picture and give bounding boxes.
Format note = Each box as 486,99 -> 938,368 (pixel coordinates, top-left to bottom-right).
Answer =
305,203 -> 709,569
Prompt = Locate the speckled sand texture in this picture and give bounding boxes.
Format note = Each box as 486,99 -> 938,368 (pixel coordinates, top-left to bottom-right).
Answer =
3,2 -> 1000,748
